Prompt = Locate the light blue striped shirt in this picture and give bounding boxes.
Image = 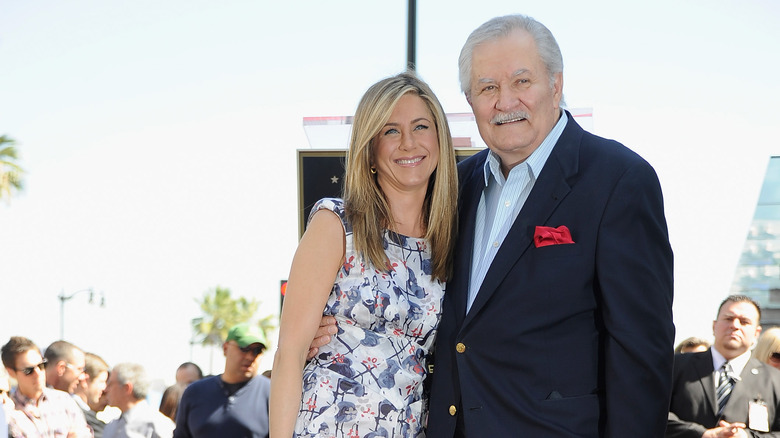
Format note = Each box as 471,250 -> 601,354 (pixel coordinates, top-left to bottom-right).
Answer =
467,111 -> 569,312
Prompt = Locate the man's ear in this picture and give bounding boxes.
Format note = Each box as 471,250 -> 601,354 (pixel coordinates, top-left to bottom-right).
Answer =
223,342 -> 229,357
552,72 -> 563,109
56,360 -> 67,376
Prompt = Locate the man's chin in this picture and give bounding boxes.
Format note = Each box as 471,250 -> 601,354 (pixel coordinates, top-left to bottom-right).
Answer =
723,341 -> 747,353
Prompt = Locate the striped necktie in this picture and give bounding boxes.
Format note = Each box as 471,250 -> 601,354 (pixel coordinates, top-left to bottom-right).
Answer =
716,362 -> 735,415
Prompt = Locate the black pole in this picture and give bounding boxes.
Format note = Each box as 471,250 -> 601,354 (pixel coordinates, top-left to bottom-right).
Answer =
407,0 -> 416,71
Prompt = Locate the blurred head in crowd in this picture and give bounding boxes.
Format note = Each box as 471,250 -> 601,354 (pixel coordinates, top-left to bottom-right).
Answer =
175,362 -> 203,386
753,327 -> 780,370
105,362 -> 149,413
674,336 -> 711,354
44,340 -> 87,394
2,336 -> 46,400
159,383 -> 185,421
222,323 -> 267,384
74,352 -> 110,412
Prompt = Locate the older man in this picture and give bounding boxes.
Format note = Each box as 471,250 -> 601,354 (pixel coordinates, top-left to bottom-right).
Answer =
1,336 -> 92,437
174,323 -> 270,438
423,14 -> 674,437
103,362 -> 174,438
668,296 -> 780,437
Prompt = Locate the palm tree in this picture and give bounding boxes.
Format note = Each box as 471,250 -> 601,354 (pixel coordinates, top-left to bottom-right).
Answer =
192,286 -> 275,372
0,135 -> 24,203
192,286 -> 258,346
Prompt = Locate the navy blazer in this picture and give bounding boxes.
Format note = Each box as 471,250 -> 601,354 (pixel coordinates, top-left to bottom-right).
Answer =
426,112 -> 675,437
668,350 -> 780,437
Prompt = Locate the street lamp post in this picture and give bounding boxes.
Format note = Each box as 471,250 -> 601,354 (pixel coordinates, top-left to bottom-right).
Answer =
58,288 -> 105,340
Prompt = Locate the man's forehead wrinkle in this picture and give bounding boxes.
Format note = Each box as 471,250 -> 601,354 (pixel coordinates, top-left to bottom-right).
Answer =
475,69 -> 531,84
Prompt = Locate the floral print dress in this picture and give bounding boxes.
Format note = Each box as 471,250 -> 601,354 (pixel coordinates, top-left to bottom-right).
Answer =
294,198 -> 445,438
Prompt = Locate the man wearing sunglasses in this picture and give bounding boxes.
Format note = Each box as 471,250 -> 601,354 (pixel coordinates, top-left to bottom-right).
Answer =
1,336 -> 92,437
174,323 -> 270,438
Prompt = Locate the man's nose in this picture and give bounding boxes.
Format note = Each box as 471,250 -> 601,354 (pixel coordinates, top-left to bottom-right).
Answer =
495,88 -> 520,112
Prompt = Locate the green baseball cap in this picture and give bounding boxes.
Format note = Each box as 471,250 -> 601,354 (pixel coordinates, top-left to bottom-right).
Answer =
226,323 -> 268,349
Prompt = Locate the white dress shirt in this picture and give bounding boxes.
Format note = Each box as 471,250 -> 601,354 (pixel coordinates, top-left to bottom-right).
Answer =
711,347 -> 752,385
467,111 -> 568,312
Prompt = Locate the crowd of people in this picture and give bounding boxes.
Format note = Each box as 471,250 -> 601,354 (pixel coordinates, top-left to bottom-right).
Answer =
5,302 -> 780,438
4,10 -> 780,438
1,322 -> 271,437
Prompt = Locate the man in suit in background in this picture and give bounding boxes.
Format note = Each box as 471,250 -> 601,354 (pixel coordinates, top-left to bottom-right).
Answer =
424,14 -> 675,437
668,295 -> 780,437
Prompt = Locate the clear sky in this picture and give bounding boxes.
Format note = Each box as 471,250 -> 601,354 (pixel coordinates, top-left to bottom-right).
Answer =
2,0 -> 779,385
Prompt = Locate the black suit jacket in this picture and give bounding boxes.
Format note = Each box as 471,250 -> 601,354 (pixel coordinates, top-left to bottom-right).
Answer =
667,349 -> 780,437
426,112 -> 675,437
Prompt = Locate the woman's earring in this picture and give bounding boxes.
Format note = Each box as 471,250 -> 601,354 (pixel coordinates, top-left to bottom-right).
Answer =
370,167 -> 377,174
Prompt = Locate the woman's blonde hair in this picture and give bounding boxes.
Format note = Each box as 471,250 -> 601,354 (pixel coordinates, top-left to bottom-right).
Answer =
754,327 -> 780,364
343,72 -> 457,282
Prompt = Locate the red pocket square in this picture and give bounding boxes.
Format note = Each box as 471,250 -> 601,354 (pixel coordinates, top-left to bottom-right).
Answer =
534,225 -> 575,248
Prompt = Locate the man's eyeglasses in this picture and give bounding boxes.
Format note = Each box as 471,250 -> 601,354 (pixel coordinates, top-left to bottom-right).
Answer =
65,362 -> 85,375
238,344 -> 264,356
770,352 -> 780,361
17,359 -> 48,376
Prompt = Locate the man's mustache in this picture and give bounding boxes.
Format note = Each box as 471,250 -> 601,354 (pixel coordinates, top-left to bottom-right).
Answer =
492,111 -> 530,125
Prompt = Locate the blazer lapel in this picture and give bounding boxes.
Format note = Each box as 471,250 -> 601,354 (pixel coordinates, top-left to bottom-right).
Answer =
694,351 -> 718,415
724,357 -> 764,417
461,114 -> 582,328
451,151 -> 488,327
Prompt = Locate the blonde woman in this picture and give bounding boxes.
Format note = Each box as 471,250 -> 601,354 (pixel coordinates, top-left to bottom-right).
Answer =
270,72 -> 458,438
754,327 -> 780,370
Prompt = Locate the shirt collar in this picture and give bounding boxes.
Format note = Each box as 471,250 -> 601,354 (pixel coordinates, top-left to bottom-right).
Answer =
72,393 -> 90,411
482,109 -> 568,186
712,347 -> 752,377
11,387 -> 46,407
122,400 -> 152,423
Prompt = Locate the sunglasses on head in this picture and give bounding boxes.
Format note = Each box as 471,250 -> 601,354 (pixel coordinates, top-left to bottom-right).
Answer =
17,359 -> 47,376
238,344 -> 264,356
771,352 -> 780,361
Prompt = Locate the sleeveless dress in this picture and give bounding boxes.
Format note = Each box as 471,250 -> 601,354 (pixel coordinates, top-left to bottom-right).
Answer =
294,198 -> 445,438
